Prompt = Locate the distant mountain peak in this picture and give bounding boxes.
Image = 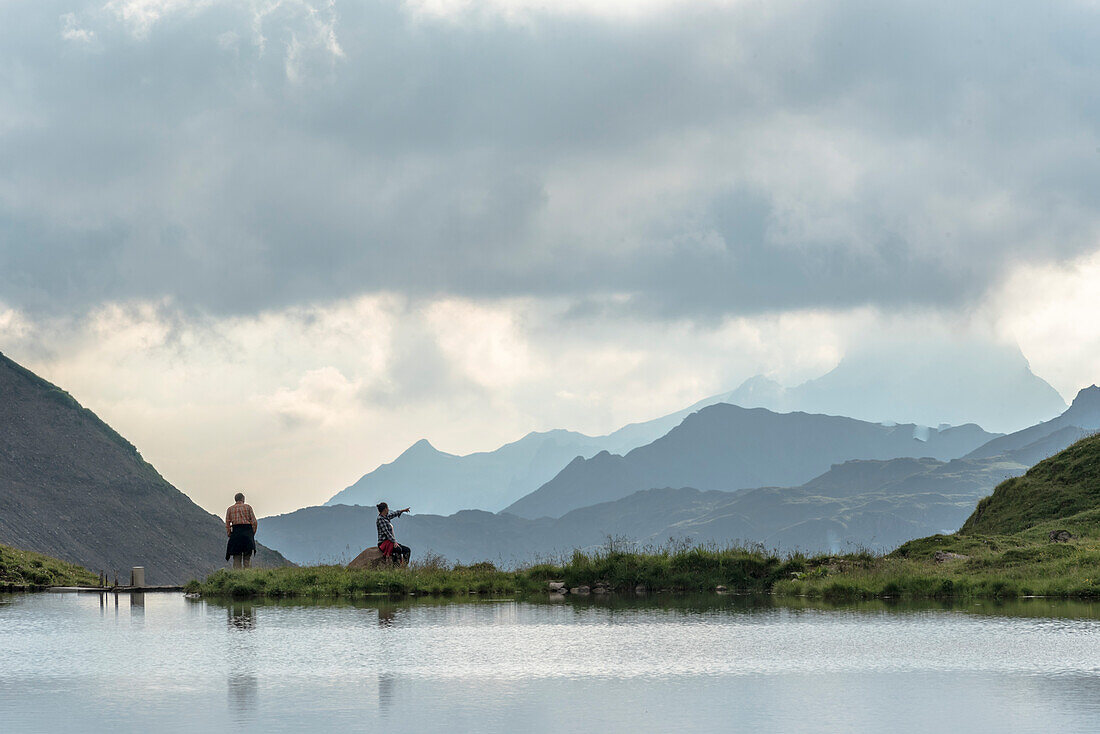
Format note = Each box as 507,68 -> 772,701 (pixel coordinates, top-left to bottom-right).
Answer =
1063,385 -> 1100,428
1070,384 -> 1100,406
738,374 -> 784,390
399,438 -> 442,458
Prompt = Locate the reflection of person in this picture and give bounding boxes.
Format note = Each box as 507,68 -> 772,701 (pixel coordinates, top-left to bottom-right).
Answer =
228,603 -> 257,631
376,502 -> 411,566
377,604 -> 397,627
225,492 -> 258,569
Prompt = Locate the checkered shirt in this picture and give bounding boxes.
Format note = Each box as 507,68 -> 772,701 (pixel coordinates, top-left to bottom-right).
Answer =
225,502 -> 257,531
377,510 -> 405,544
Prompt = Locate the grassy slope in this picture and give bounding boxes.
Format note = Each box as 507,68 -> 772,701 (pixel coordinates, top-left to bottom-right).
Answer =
777,434 -> 1100,599
0,543 -> 98,587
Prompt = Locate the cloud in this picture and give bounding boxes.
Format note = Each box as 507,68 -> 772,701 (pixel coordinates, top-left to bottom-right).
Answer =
4,0 -> 1100,515
257,366 -> 364,428
991,250 -> 1100,398
0,293 -> 859,512
3,0 -> 1100,321
60,12 -> 95,43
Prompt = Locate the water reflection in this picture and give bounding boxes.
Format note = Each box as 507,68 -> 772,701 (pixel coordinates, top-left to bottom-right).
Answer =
226,602 -> 258,724
227,603 -> 256,631
377,604 -> 399,627
130,592 -> 145,610
228,672 -> 258,719
378,673 -> 396,714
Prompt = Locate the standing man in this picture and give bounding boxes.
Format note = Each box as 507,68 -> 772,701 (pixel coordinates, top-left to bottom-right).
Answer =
225,492 -> 259,569
376,502 -> 411,566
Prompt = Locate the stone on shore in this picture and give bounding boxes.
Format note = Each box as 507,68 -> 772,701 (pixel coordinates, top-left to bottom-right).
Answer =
1048,530 -> 1075,543
570,585 -> 591,595
347,547 -> 386,569
548,581 -> 566,592
932,551 -> 969,563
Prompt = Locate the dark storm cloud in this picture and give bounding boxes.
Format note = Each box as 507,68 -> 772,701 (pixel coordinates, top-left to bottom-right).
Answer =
2,0 -> 1100,317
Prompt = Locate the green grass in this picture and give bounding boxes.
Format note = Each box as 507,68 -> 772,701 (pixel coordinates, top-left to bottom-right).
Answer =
0,543 -> 99,588
186,543 -> 823,599
187,535 -> 1100,602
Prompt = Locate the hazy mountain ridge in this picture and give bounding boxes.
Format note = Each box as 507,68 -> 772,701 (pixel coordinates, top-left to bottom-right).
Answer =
321,340 -> 1061,517
504,404 -> 997,519
324,392 -> 743,515
0,351 -> 288,584
965,385 -> 1100,459
722,343 -> 1067,433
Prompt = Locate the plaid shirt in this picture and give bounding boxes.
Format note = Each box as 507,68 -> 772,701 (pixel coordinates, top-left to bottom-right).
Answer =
376,510 -> 405,544
226,502 -> 257,531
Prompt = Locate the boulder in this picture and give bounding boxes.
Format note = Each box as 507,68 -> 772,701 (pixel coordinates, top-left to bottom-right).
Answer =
634,585 -> 647,594
932,551 -> 969,563
715,585 -> 728,593
1049,530 -> 1076,543
347,546 -> 387,569
548,581 -> 566,592
570,585 -> 591,595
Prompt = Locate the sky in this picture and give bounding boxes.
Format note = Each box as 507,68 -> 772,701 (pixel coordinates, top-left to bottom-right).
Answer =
2,0 -> 1100,515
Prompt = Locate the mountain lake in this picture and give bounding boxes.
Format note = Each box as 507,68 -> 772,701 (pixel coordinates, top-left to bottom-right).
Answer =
3,592 -> 1100,733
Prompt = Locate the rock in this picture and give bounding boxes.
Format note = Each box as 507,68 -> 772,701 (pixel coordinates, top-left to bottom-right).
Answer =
548,581 -> 566,592
634,585 -> 647,594
570,585 -> 591,595
1049,530 -> 1076,543
715,585 -> 728,593
347,546 -> 387,570
592,586 -> 608,594
932,551 -> 969,563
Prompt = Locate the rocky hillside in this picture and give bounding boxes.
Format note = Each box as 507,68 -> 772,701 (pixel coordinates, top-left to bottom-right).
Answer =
0,351 -> 288,584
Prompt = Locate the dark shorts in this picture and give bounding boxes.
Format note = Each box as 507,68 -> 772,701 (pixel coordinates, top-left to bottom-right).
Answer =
226,524 -> 256,561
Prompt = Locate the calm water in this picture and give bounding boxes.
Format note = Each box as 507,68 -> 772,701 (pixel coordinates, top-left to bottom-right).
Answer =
4,593 -> 1100,733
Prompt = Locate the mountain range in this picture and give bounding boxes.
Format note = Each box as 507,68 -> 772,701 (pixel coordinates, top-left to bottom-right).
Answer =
325,341 -> 1062,516
0,342 -> 1087,581
0,351 -> 288,584
325,389 -> 757,515
504,406 -> 995,519
262,386 -> 1099,566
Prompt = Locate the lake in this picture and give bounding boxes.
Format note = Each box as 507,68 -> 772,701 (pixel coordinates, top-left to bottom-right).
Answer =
3,592 -> 1100,733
